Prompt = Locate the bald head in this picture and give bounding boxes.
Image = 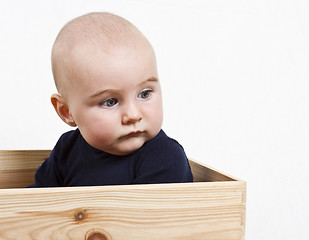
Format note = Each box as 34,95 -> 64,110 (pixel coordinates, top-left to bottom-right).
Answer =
51,12 -> 153,97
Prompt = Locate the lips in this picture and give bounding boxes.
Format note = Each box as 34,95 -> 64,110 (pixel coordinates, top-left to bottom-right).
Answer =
127,131 -> 142,137
129,130 -> 141,135
120,130 -> 143,139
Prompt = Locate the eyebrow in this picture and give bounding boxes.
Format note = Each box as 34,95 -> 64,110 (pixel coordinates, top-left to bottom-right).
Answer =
89,77 -> 158,99
89,89 -> 117,99
137,76 -> 158,87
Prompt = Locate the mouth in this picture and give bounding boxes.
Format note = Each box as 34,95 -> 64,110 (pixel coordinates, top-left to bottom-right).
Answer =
127,131 -> 143,137
121,131 -> 144,139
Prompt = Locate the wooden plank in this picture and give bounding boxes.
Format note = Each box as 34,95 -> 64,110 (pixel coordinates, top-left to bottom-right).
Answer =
188,159 -> 236,182
0,181 -> 246,240
0,150 -> 236,189
0,150 -> 51,188
0,150 -> 246,239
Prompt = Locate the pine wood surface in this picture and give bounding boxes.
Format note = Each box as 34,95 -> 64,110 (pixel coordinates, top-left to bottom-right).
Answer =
0,150 -> 51,189
0,182 -> 246,240
0,150 -> 246,239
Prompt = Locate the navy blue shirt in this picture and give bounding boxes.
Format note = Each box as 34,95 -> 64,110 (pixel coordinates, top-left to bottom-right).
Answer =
30,129 -> 193,187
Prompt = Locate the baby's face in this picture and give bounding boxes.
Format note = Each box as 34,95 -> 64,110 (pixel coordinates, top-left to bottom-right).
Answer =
64,42 -> 163,155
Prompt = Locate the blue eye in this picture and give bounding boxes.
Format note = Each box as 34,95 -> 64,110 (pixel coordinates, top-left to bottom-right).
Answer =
138,89 -> 152,99
101,98 -> 118,107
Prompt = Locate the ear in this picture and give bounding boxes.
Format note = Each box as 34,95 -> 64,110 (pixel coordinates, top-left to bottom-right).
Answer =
51,94 -> 77,127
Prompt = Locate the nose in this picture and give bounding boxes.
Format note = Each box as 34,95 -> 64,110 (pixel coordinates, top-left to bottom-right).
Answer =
122,101 -> 142,125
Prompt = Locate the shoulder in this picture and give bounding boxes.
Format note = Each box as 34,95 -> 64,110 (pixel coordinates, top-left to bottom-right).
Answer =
31,129 -> 84,187
137,129 -> 188,167
57,128 -> 81,147
53,129 -> 81,155
143,129 -> 185,154
45,129 -> 83,170
133,130 -> 193,184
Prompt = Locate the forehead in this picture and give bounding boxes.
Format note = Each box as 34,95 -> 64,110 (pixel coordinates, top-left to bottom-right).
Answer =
65,40 -> 158,97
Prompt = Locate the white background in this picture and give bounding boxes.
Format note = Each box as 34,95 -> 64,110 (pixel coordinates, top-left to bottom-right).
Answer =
1,0 -> 308,239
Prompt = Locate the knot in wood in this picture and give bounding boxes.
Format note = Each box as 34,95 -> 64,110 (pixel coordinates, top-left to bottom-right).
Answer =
75,209 -> 86,222
85,229 -> 111,240
87,232 -> 108,240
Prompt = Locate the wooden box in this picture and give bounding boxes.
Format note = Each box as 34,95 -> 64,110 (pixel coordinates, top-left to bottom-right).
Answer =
0,150 -> 246,240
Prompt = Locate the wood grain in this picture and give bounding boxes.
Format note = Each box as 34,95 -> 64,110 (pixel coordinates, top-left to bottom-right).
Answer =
0,150 -> 51,188
0,150 -> 246,239
0,182 -> 246,240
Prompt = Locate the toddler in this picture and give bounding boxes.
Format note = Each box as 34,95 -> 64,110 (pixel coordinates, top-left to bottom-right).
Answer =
30,12 -> 193,187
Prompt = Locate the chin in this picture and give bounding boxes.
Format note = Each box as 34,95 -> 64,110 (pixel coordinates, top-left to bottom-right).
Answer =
114,148 -> 139,156
117,140 -> 145,155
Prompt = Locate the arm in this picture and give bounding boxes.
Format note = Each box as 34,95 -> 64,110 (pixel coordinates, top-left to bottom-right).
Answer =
28,147 -> 64,188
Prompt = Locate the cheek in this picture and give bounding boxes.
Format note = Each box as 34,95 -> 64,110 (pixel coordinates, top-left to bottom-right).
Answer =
145,99 -> 163,126
75,109 -> 120,138
79,113 -> 122,151
89,110 -> 120,131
